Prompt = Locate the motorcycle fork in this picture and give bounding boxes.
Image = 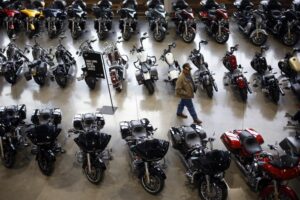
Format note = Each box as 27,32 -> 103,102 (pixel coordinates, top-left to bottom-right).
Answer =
87,153 -> 92,174
98,19 -> 101,33
145,162 -> 150,184
218,21 -> 222,36
205,175 -> 212,195
273,180 -> 279,200
0,137 -> 4,158
123,20 -> 127,33
184,21 -> 188,35
287,22 -> 291,38
155,20 -> 159,34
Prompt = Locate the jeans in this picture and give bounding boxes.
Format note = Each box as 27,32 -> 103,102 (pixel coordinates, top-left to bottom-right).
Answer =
176,99 -> 198,120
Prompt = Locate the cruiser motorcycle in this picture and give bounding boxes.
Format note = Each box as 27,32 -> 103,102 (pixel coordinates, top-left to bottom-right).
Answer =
67,0 -> 87,39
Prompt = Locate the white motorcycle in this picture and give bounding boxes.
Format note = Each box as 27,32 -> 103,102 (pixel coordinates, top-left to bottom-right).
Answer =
160,42 -> 181,86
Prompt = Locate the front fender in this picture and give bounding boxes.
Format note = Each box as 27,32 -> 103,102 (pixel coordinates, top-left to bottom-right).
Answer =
259,185 -> 299,200
36,149 -> 56,162
138,165 -> 166,180
250,29 -> 268,38
94,157 -> 106,170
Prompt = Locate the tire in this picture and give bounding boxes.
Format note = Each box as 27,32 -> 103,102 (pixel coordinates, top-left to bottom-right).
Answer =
7,29 -> 15,38
122,29 -> 131,41
270,86 -> 280,103
55,75 -> 67,88
4,73 -> 17,84
116,84 -> 122,92
48,30 -> 56,39
198,178 -> 228,200
2,146 -> 15,168
71,30 -> 80,40
239,88 -> 248,102
283,32 -> 298,46
172,79 -> 177,87
85,76 -> 96,90
153,28 -> 165,42
182,27 -> 196,43
144,80 -> 155,95
37,153 -> 55,176
141,173 -> 164,194
251,32 -> 267,46
260,189 -> 295,200
97,30 -> 106,41
84,164 -> 104,184
205,84 -> 214,98
215,31 -> 229,44
34,76 -> 46,86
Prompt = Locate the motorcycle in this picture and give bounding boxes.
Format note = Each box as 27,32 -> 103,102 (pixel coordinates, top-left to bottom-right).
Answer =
0,1 -> 21,38
260,0 -> 299,46
145,0 -> 168,42
76,38 -> 100,90
131,33 -> 158,95
279,132 -> 300,157
159,42 -> 181,86
171,0 -> 196,43
199,0 -> 229,44
251,46 -> 284,103
233,0 -> 254,19
0,104 -> 27,168
103,37 -> 128,92
222,44 -> 252,101
117,0 -> 138,41
26,108 -> 63,176
189,40 -> 218,98
51,35 -> 76,88
24,35 -> 54,86
69,111 -> 111,184
237,9 -> 268,46
169,124 -> 231,200
120,118 -> 169,194
67,0 -> 87,39
291,0 -> 300,32
221,128 -> 300,200
278,48 -> 300,99
92,0 -> 113,40
43,0 -> 67,38
0,48 -> 7,74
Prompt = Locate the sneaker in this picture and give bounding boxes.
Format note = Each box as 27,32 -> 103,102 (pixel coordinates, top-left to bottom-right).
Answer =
177,113 -> 188,118
193,119 -> 202,125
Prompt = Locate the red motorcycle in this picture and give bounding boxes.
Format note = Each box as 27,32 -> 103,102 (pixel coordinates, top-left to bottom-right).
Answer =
221,128 -> 300,200
222,44 -> 251,101
0,1 -> 21,38
199,2 -> 229,44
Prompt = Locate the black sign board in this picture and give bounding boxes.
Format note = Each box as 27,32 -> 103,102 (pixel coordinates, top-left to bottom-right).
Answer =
83,51 -> 105,79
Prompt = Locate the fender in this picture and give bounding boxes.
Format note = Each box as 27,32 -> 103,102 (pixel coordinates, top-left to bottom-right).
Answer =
250,29 -> 268,38
94,157 -> 107,170
138,165 -> 166,180
36,149 -> 56,162
259,185 -> 299,200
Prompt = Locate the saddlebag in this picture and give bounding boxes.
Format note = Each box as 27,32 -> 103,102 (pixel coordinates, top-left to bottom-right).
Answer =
279,136 -> 300,156
169,127 -> 183,149
291,82 -> 300,100
73,114 -> 83,130
120,121 -> 131,139
220,131 -> 242,151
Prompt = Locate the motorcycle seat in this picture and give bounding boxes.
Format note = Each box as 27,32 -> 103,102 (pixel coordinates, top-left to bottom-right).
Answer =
239,130 -> 262,154
183,126 -> 202,149
270,155 -> 299,169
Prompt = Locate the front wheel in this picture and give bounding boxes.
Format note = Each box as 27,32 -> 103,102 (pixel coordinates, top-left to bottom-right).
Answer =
97,30 -> 107,40
282,32 -> 298,46
182,27 -> 196,43
4,73 -> 17,84
84,164 -> 104,184
251,32 -> 268,46
55,74 -> 68,88
153,27 -> 165,42
144,80 -> 155,95
2,146 -> 15,168
239,88 -> 248,102
85,76 -> 96,89
141,173 -> 164,194
269,86 -> 280,103
33,75 -> 46,86
198,178 -> 228,200
215,31 -> 229,44
205,84 -> 214,98
122,28 -> 131,41
7,29 -> 15,38
37,153 -> 55,176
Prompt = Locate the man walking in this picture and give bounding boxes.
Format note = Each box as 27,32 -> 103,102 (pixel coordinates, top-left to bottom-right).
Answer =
175,63 -> 202,125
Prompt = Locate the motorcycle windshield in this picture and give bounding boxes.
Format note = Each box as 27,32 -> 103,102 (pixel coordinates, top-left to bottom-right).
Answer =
194,150 -> 231,174
120,8 -> 136,18
75,131 -> 111,153
43,8 -> 63,18
68,4 -> 85,18
131,138 -> 169,162
27,124 -> 60,145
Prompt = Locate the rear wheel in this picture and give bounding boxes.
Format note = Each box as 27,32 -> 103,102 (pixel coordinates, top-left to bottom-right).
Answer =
141,173 -> 164,194
84,164 -> 104,184
198,178 -> 228,200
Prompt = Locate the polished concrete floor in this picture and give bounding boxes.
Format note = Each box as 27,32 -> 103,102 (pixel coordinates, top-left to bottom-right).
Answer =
0,18 -> 300,200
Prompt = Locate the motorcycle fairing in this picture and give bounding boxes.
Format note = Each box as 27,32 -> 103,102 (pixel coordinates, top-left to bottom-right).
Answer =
289,57 -> 300,72
20,9 -> 41,18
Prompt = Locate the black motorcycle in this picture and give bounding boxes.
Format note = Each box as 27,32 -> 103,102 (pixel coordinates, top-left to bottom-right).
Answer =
24,35 -> 54,86
251,46 -> 284,103
0,48 -> 7,74
117,0 -> 138,41
171,0 -> 196,43
237,9 -> 268,46
279,132 -> 300,157
278,48 -> 300,99
189,40 -> 218,98
43,0 -> 67,38
120,118 -> 169,194
131,33 -> 158,95
145,0 -> 168,42
233,0 -> 254,19
0,104 -> 27,168
291,0 -> 300,32
67,0 -> 87,39
69,111 -> 111,184
52,35 -> 76,88
92,0 -> 113,40
26,108 -> 63,176
169,124 -> 231,200
76,38 -> 100,89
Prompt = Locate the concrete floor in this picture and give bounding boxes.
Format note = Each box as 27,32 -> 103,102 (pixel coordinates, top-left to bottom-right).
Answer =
0,18 -> 300,200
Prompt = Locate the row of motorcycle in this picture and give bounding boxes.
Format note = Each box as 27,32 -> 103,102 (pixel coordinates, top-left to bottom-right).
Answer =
0,0 -> 299,46
1,32 -> 300,102
1,103 -> 300,199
